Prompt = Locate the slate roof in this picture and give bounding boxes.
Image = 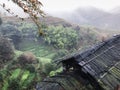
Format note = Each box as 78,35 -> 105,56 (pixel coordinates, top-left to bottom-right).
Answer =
58,35 -> 120,90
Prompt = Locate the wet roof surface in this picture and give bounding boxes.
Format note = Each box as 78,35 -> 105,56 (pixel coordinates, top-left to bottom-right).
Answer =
60,35 -> 120,89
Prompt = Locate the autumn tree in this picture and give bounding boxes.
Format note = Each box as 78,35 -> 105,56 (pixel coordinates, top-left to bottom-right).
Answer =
0,0 -> 45,35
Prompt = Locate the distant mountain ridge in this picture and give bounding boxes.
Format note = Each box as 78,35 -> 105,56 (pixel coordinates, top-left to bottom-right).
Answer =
50,7 -> 120,30
1,6 -> 120,30
2,14 -> 120,36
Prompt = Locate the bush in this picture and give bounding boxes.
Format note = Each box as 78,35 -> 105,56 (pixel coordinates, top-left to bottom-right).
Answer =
0,36 -> 14,68
44,63 -> 56,75
17,52 -> 37,65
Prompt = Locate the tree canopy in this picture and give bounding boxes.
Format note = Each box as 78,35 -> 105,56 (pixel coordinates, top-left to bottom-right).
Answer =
44,25 -> 79,50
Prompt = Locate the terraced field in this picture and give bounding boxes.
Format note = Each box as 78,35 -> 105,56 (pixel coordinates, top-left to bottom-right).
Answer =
19,40 -> 56,59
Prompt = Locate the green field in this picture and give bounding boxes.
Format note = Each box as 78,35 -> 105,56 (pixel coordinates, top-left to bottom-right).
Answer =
19,40 -> 57,59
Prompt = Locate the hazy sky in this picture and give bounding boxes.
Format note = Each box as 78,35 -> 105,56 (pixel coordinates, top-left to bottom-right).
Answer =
40,0 -> 120,12
0,0 -> 120,16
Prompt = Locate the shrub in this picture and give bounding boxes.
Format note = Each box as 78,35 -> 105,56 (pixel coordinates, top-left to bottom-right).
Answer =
0,36 -> 14,68
17,52 -> 37,65
44,63 -> 56,75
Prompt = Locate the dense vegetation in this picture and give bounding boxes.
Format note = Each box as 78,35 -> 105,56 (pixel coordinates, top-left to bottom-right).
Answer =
0,37 -> 57,90
0,17 -> 101,90
0,36 -> 14,69
1,1 -> 119,90
44,25 -> 78,50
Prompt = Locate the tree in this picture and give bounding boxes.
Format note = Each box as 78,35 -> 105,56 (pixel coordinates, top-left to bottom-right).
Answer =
0,24 -> 22,49
0,36 -> 14,69
0,0 -> 45,35
44,25 -> 79,50
18,52 -> 37,66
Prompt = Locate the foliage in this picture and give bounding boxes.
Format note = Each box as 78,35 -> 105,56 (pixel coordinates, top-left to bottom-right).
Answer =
0,68 -> 37,90
43,63 -> 56,75
17,52 -> 37,65
18,22 -> 37,31
0,21 -> 101,54
0,20 -> 102,90
49,67 -> 63,76
0,51 -> 44,90
0,36 -> 14,69
44,25 -> 79,50
0,24 -> 22,49
0,24 -> 18,35
52,49 -> 68,60
0,0 -> 45,35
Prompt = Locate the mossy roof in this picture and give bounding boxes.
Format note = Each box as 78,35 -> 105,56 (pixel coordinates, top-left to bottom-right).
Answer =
59,35 -> 120,89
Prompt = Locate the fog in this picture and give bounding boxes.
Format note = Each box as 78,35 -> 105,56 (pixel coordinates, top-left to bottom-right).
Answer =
40,0 -> 120,12
0,0 -> 120,16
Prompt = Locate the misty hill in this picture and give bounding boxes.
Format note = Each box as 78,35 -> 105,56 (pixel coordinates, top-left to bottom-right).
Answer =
1,15 -> 103,49
2,16 -> 81,30
51,7 -> 120,30
111,6 -> 120,14
2,15 -> 119,37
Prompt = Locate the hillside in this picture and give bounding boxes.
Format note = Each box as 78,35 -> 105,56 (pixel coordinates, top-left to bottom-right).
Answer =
2,16 -> 80,30
0,16 -> 103,58
2,15 -> 104,36
51,7 -> 120,30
